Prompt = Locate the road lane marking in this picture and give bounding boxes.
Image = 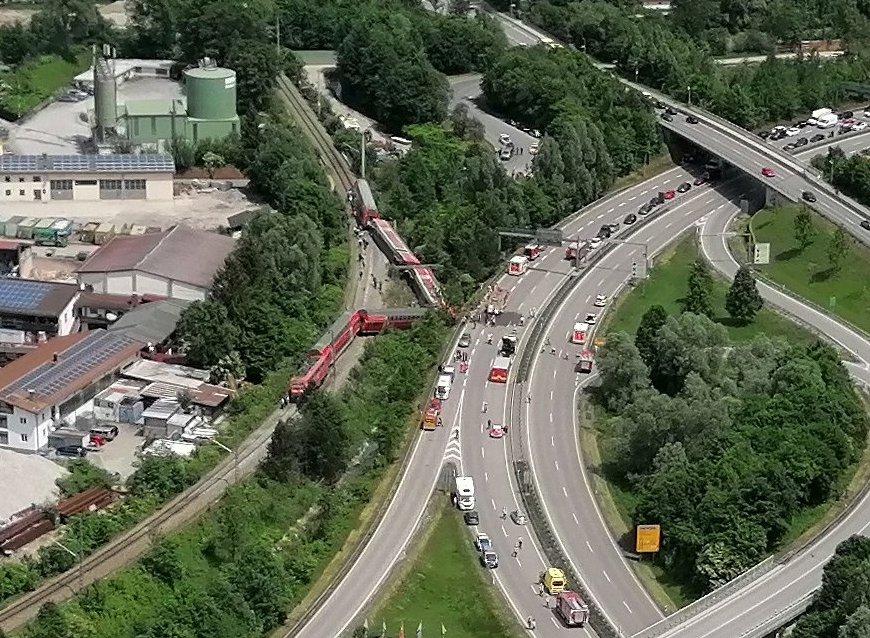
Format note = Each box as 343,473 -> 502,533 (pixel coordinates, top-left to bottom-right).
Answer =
484,472 -> 488,482
623,601 -> 633,613
491,498 -> 496,510
501,525 -> 508,536
554,460 -> 559,471
551,436 -> 555,447
606,207 -> 614,213
602,570 -> 612,583
586,540 -> 593,551
481,446 -> 485,459
562,486 -> 568,497
549,412 -> 553,423
596,213 -> 604,219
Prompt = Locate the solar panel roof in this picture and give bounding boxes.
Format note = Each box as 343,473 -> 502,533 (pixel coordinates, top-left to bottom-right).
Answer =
3,331 -> 141,406
0,154 -> 175,174
0,279 -> 78,317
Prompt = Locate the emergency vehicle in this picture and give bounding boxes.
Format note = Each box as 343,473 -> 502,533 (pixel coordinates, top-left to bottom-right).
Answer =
489,356 -> 511,383
508,255 -> 528,275
421,398 -> 442,430
556,591 -> 590,627
524,243 -> 543,260
571,322 -> 590,345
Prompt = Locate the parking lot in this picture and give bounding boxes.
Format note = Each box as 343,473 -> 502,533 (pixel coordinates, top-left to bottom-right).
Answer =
5,76 -> 184,155
758,105 -> 870,153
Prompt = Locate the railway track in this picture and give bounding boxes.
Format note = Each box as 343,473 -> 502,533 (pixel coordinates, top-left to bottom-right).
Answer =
0,407 -> 291,633
276,74 -> 356,193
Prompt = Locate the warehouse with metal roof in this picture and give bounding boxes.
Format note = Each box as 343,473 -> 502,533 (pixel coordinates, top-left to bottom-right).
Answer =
77,225 -> 235,301
0,154 -> 174,203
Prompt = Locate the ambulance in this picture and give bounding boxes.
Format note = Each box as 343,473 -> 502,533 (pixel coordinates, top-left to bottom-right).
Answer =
508,255 -> 528,275
571,322 -> 590,345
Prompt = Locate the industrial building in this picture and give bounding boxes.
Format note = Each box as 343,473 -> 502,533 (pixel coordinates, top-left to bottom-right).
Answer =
77,224 -> 235,301
91,53 -> 240,146
0,330 -> 143,452
0,154 -> 175,202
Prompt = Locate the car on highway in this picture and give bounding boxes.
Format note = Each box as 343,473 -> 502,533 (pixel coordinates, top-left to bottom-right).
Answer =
694,173 -> 709,186
638,202 -> 655,215
594,294 -> 608,307
510,509 -> 527,525
584,312 -> 597,324
488,423 -> 506,439
761,167 -> 776,177
660,112 -> 673,122
677,182 -> 691,193
459,333 -> 471,348
802,191 -> 817,202
663,189 -> 676,200
475,533 -> 493,552
499,147 -> 513,161
499,133 -> 512,146
686,115 -> 699,124
623,213 -> 637,225
665,106 -> 677,115
589,236 -> 602,249
861,220 -> 870,231
597,225 -> 612,238
785,126 -> 801,136
811,133 -> 826,142
464,510 -> 479,525
480,549 -> 499,569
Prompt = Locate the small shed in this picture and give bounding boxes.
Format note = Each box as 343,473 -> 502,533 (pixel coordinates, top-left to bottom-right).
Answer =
3,216 -> 25,238
79,222 -> 100,244
15,217 -> 39,239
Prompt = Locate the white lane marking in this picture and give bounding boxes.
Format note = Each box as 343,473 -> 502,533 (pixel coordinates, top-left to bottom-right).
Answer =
602,570 -> 612,583
554,459 -> 559,471
606,207 -> 614,213
562,486 -> 568,497
596,213 -> 604,219
549,390 -> 553,400
549,412 -> 553,423
623,601 -> 633,613
586,540 -> 593,551
551,436 -> 555,447
484,472 -> 489,482
551,618 -> 560,628
480,446 -> 485,459
662,179 -> 670,184
597,277 -> 605,286
501,525 -> 508,537
627,196 -> 636,201
491,498 -> 496,510
553,369 -> 557,379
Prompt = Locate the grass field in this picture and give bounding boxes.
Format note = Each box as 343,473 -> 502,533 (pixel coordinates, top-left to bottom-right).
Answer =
605,235 -> 815,344
0,51 -> 89,118
750,205 -> 870,334
368,504 -> 524,638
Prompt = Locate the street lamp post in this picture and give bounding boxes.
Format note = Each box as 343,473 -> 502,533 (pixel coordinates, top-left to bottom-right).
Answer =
687,85 -> 692,106
51,539 -> 83,590
213,439 -> 239,482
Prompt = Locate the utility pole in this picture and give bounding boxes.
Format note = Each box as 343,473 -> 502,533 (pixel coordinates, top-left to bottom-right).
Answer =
275,15 -> 281,54
360,130 -> 366,179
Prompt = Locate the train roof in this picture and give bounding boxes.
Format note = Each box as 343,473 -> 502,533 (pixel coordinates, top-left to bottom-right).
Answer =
355,179 -> 377,211
312,311 -> 356,354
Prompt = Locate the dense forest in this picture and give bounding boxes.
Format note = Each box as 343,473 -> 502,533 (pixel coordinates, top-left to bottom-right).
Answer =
597,309 -> 867,593
792,535 -> 870,638
813,145 -> 870,206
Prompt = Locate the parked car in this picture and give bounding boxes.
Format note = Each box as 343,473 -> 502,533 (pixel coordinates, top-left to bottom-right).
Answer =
761,167 -> 776,177
475,533 -> 493,552
665,106 -> 677,115
811,134 -> 826,142
480,549 -> 499,569
677,182 -> 691,193
464,510 -> 480,525
584,313 -> 597,324
785,126 -> 801,136
589,237 -> 602,249
661,112 -> 673,122
56,445 -> 87,458
459,333 -> 471,348
795,137 -> 808,146
802,191 -> 817,202
510,509 -> 527,525
758,130 -> 770,139
853,121 -> 868,132
694,173 -> 709,186
784,143 -> 796,151
597,226 -> 612,238
860,220 -> 870,231
623,213 -> 637,225
663,189 -> 676,200
686,115 -> 699,124
499,147 -> 513,161
594,294 -> 608,307
607,222 -> 620,232
499,133 -> 512,146
488,423 -> 506,439
529,142 -> 540,155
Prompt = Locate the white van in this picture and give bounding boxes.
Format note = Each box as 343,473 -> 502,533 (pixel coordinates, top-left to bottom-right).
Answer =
455,476 -> 475,510
435,374 -> 453,400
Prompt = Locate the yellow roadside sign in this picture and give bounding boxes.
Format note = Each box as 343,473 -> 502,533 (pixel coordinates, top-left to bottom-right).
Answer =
636,524 -> 661,553
593,337 -> 607,348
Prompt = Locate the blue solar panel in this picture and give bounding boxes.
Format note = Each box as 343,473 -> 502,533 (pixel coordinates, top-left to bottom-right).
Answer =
0,280 -> 54,312
0,154 -> 174,174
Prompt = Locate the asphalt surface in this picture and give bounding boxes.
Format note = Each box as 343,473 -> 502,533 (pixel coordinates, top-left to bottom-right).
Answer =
448,74 -> 536,175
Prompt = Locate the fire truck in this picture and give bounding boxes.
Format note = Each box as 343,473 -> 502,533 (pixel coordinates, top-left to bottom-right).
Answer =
571,322 -> 590,345
489,356 -> 511,383
421,398 -> 442,430
524,243 -> 543,260
556,591 -> 590,627
508,255 -> 528,275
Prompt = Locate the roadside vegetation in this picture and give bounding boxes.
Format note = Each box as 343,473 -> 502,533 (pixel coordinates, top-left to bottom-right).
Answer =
792,535 -> 870,638
0,51 -> 89,119
361,505 -> 523,638
501,0 -> 870,128
16,318 -> 449,638
605,237 -> 814,344
593,256 -> 868,598
749,204 -> 870,334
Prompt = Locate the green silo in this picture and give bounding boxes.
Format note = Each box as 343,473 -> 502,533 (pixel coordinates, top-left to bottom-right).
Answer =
184,65 -> 238,121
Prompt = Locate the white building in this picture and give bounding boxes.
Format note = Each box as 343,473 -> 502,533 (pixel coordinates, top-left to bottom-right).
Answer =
0,278 -> 80,343
0,154 -> 174,203
74,58 -> 175,89
77,225 -> 235,301
0,330 -> 143,451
